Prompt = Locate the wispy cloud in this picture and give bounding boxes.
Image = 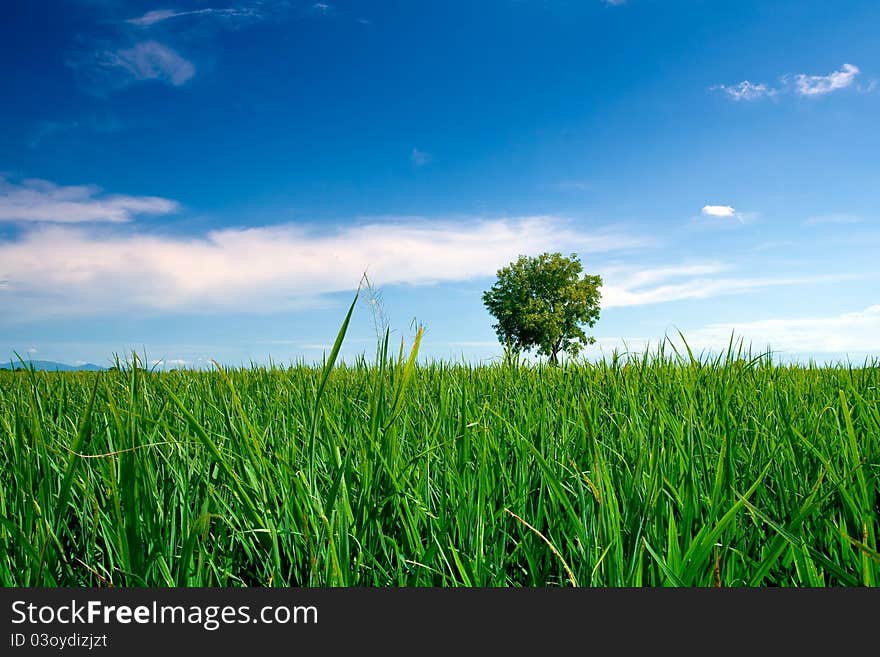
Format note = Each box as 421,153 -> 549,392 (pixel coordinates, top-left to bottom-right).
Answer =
104,40 -> 196,86
70,40 -> 197,91
411,148 -> 432,167
715,63 -> 863,101
608,262 -> 730,289
600,262 -> 856,308
794,63 -> 859,97
128,9 -> 196,27
150,358 -> 191,367
73,3 -> 367,95
0,215 -> 651,320
126,7 -> 257,27
127,2 -> 359,29
0,178 -> 178,224
686,305 -> 880,354
803,213 -> 865,226
859,78 -> 879,94
711,81 -> 777,101
588,304 -> 880,359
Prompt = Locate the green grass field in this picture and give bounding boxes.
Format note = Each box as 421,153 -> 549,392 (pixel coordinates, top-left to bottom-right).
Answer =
1,322 -> 878,587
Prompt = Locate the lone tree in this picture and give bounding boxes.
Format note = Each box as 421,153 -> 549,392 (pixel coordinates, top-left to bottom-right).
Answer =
482,252 -> 602,364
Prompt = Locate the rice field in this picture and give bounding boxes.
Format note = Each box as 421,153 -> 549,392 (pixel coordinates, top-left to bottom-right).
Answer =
1,315 -> 878,586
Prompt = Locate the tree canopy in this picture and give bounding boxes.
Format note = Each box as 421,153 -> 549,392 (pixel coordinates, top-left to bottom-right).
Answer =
482,252 -> 602,364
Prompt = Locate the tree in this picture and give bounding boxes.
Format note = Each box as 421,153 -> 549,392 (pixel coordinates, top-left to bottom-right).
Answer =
482,252 -> 602,364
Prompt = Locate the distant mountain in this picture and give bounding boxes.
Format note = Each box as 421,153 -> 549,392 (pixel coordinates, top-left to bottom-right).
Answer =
0,359 -> 105,372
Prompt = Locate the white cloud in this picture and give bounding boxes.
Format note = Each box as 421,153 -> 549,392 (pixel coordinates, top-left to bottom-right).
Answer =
105,41 -> 195,87
600,262 -> 855,308
714,64 -> 863,101
712,81 -> 777,101
126,2 -> 349,29
607,262 -> 729,288
585,336 -> 653,355
411,148 -> 432,167
1,198 -> 859,320
604,0 -> 627,5
603,275 -> 841,308
585,305 -> 880,359
126,9 -> 182,26
0,217 -> 651,320
701,205 -> 737,218
126,8 -> 253,27
686,305 -> 880,354
794,63 -> 859,97
151,358 -> 190,367
0,178 -> 179,223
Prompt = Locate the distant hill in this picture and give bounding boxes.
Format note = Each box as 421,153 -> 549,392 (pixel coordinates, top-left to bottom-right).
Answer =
0,360 -> 105,372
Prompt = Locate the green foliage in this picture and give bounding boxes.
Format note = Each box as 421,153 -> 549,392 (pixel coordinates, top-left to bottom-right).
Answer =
482,252 -> 602,363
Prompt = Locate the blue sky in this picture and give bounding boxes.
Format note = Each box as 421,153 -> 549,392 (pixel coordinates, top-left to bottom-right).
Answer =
1,0 -> 878,367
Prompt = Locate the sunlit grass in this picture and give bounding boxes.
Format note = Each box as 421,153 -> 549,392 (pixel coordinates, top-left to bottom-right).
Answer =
1,319 -> 877,586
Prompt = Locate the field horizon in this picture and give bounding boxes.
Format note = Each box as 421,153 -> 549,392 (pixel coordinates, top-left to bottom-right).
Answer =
6,333 -> 879,374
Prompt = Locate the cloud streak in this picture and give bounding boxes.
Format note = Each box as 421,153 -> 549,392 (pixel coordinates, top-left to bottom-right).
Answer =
104,41 -> 196,86
0,217 -> 652,320
712,81 -> 777,101
76,2 -> 367,93
126,8 -> 256,27
0,178 -> 179,224
686,305 -> 880,354
2,174 -> 864,323
586,303 -> 880,360
126,2 -> 360,30
604,275 -> 851,308
794,63 -> 859,97
0,204 -> 859,321
714,63 -> 862,101
600,262 -> 856,308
